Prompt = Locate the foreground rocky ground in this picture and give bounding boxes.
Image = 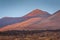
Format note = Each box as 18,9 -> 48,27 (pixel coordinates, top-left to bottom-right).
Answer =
0,30 -> 60,40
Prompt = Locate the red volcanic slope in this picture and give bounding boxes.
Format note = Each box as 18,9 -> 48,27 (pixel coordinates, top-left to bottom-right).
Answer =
24,9 -> 50,17
0,17 -> 42,31
26,10 -> 60,30
0,9 -> 50,27
0,17 -> 49,31
0,9 -> 51,31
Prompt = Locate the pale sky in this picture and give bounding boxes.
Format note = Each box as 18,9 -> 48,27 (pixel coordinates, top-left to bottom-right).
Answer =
0,0 -> 60,18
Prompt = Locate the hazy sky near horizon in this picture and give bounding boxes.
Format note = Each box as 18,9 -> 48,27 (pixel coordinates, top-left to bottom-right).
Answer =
0,0 -> 60,18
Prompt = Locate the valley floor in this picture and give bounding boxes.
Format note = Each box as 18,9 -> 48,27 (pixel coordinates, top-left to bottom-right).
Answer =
0,30 -> 60,40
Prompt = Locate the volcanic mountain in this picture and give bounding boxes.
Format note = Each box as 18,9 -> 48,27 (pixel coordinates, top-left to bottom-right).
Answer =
0,9 -> 51,31
0,9 -> 51,28
24,9 -> 50,17
25,10 -> 60,30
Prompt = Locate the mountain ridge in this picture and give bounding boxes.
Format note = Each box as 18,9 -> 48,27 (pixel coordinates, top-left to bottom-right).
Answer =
0,9 -> 51,31
0,9 -> 51,28
1,9 -> 60,31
